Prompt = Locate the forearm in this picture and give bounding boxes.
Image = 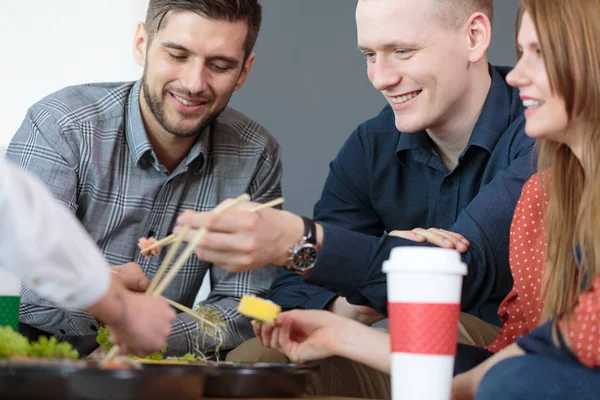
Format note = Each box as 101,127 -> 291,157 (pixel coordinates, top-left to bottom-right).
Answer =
333,322 -> 391,373
86,277 -> 130,329
308,225 -> 432,314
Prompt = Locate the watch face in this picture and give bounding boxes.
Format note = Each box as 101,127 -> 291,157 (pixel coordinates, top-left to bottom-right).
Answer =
292,245 -> 318,271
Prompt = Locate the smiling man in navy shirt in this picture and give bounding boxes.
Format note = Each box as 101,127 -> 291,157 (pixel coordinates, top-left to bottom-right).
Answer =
182,0 -> 533,324
178,0 -> 535,394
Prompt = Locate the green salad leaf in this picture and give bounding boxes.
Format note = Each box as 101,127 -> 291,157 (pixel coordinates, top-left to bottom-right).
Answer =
28,336 -> 78,360
178,353 -> 199,361
0,326 -> 78,359
0,326 -> 31,358
96,325 -> 113,351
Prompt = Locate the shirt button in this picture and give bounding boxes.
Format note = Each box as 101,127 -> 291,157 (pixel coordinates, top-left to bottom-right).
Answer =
443,179 -> 454,187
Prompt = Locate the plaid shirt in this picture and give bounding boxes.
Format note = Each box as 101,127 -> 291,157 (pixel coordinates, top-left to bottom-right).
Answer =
7,80 -> 282,357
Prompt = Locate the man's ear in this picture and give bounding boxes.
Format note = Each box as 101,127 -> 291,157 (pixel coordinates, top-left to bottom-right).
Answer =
465,12 -> 492,63
234,52 -> 256,91
133,22 -> 149,67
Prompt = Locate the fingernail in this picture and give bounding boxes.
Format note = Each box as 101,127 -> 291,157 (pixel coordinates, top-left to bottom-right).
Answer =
461,239 -> 470,245
139,280 -> 149,289
443,239 -> 452,246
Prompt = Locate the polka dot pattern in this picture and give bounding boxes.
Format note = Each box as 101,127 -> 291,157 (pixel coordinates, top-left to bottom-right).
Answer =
487,174 -> 548,353
558,277 -> 600,367
487,174 -> 600,367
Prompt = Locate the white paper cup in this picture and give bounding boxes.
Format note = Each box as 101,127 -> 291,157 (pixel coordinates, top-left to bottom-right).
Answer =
383,247 -> 467,400
0,269 -> 21,330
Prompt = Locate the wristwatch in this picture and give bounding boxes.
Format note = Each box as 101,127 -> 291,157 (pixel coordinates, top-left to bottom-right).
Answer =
286,216 -> 319,272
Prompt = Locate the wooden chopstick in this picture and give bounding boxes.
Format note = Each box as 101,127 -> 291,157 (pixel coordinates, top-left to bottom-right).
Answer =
141,197 -> 283,255
104,345 -> 119,361
140,234 -> 176,254
146,226 -> 188,295
249,197 -> 284,212
164,298 -> 219,329
152,194 -> 251,296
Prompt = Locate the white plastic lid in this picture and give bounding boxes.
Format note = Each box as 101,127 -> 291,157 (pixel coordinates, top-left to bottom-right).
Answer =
382,247 -> 467,276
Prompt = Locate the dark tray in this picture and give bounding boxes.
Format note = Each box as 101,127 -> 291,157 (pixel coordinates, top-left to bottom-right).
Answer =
0,364 -> 83,400
202,362 -> 319,398
0,364 -> 205,400
0,361 -> 318,399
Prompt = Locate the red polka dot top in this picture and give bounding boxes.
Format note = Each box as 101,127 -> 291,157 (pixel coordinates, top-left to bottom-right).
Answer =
487,173 -> 600,367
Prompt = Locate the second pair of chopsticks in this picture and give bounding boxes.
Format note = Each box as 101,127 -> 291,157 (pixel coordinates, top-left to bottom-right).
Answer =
140,197 -> 285,256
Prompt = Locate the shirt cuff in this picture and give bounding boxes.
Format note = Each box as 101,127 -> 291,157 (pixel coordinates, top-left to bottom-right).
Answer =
307,222 -> 375,296
304,291 -> 338,310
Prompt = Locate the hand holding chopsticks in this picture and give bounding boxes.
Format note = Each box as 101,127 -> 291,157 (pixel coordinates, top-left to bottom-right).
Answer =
106,194 -> 284,361
174,194 -> 302,272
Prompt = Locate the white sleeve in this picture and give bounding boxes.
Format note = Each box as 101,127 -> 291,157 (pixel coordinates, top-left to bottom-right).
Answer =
0,158 -> 110,309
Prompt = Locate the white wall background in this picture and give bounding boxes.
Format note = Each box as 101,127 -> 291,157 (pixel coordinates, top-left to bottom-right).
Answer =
0,0 -> 217,303
0,0 -> 149,146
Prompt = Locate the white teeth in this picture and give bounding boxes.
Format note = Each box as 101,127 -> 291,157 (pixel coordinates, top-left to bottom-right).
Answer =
523,99 -> 544,109
390,91 -> 420,104
173,94 -> 200,107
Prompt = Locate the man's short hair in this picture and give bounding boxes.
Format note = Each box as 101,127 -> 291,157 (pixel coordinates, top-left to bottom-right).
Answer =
145,0 -> 262,58
430,0 -> 494,30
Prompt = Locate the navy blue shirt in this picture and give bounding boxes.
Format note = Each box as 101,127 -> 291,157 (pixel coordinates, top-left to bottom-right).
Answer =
268,65 -> 536,325
517,319 -> 579,364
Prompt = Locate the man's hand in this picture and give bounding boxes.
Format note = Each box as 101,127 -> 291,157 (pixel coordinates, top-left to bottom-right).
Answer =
86,277 -> 176,357
327,296 -> 384,326
110,262 -> 150,292
175,201 -> 304,272
390,228 -> 470,253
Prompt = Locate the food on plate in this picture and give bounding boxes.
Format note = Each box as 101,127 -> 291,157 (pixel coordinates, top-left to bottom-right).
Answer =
237,295 -> 281,324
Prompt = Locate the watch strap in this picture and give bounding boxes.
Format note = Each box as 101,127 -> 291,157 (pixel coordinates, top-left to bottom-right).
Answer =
301,216 -> 317,245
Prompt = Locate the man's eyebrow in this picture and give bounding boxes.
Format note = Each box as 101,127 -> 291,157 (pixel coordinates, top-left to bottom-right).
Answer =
358,41 -> 418,52
162,41 -> 189,52
161,41 -> 240,65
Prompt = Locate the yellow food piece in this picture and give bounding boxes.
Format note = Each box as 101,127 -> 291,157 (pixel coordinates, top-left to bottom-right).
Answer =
237,295 -> 281,323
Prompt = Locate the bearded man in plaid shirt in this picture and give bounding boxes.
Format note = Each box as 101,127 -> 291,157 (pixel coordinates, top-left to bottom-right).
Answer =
7,0 -> 281,358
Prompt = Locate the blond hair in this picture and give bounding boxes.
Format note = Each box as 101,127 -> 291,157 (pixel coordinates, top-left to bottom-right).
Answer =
518,0 -> 600,324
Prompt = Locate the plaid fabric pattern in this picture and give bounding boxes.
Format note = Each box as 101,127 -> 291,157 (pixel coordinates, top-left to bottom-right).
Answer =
7,80 -> 282,357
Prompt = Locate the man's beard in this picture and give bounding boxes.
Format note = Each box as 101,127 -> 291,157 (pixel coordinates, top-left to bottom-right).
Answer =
141,73 -> 225,138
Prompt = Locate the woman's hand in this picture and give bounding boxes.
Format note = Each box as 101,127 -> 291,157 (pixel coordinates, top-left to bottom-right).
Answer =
390,228 -> 470,253
253,310 -> 346,363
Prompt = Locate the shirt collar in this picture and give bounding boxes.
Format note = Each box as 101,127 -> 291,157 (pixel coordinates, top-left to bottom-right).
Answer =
395,64 -> 512,157
125,80 -> 209,171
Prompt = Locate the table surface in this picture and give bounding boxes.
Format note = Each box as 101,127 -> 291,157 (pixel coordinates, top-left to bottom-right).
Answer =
205,398 -> 374,400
